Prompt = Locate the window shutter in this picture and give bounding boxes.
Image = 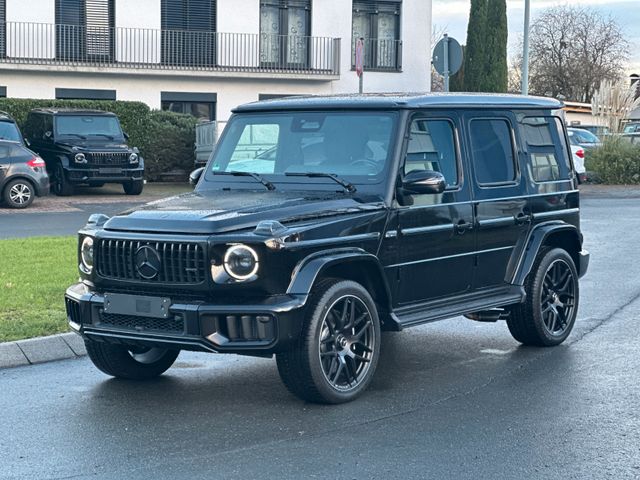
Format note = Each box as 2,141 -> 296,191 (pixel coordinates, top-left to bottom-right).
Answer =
0,0 -> 5,58
162,0 -> 216,32
56,0 -> 86,26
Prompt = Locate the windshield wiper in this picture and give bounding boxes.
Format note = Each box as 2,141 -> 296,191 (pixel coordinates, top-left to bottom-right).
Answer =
90,133 -> 116,140
213,171 -> 276,191
285,172 -> 357,193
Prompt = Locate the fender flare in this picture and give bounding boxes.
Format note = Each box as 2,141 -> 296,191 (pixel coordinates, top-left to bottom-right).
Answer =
56,154 -> 72,170
509,221 -> 582,286
286,248 -> 392,308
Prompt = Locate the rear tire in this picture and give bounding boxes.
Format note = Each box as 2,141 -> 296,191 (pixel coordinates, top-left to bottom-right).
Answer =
123,179 -> 144,195
3,179 -> 35,208
507,247 -> 579,346
52,163 -> 74,196
276,279 -> 381,404
85,339 -> 179,380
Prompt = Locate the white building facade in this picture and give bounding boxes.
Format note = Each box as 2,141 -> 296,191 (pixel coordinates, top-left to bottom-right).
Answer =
0,0 -> 432,123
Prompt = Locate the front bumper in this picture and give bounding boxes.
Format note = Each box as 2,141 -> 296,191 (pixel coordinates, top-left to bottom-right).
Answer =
65,166 -> 144,184
65,282 -> 307,355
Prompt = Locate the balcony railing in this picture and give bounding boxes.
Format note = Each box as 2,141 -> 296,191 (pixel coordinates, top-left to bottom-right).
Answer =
0,22 -> 341,76
351,37 -> 402,72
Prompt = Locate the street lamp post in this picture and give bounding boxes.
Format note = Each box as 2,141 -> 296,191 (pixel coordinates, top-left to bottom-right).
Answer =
522,0 -> 531,95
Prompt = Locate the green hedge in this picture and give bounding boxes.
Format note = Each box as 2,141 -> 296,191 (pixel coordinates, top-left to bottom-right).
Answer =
0,98 -> 196,181
585,137 -> 640,184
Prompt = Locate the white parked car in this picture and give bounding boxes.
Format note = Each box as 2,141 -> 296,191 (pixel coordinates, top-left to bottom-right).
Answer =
570,144 -> 586,183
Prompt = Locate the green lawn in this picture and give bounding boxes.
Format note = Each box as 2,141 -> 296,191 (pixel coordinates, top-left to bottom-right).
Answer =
0,236 -> 77,342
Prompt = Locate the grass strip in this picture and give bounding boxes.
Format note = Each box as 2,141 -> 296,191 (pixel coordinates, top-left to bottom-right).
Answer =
0,236 -> 77,342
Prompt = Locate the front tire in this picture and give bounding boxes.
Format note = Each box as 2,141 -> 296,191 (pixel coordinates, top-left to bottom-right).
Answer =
3,179 -> 35,208
52,163 -> 74,196
276,279 -> 381,404
123,179 -> 144,195
85,339 -> 179,380
507,247 -> 579,346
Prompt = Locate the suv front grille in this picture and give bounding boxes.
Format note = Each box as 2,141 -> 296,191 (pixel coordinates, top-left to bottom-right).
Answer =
99,312 -> 185,334
97,239 -> 207,284
88,152 -> 130,166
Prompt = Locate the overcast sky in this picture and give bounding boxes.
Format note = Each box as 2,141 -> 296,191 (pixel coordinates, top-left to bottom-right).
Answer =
432,0 -> 640,74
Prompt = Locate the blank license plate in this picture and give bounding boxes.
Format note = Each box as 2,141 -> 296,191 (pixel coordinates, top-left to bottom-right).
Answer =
103,293 -> 171,318
99,168 -> 123,174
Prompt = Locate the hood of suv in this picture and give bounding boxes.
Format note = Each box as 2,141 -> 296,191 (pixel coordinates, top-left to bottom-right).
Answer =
55,141 -> 131,151
103,189 -> 386,234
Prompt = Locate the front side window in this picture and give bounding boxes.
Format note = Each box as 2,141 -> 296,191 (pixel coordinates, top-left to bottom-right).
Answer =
207,111 -> 397,190
404,118 -> 458,187
470,118 -> 517,186
352,1 -> 401,71
260,0 -> 311,68
55,115 -> 124,140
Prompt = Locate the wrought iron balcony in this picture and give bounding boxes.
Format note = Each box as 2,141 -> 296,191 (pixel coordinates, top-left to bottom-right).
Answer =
0,22 -> 341,76
351,37 -> 402,72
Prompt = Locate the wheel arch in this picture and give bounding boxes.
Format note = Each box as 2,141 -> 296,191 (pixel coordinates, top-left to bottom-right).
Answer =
510,222 -> 583,286
2,174 -> 36,197
287,248 -> 393,319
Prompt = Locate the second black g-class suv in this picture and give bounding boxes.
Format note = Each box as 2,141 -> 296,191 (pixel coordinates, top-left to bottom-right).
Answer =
66,94 -> 589,404
24,109 -> 144,196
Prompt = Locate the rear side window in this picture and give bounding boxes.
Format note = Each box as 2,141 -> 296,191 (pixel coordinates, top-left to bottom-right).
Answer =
522,117 -> 570,182
469,118 -> 516,185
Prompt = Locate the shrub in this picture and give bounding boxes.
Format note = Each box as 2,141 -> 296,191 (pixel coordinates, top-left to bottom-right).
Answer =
0,98 -> 196,181
585,137 -> 640,184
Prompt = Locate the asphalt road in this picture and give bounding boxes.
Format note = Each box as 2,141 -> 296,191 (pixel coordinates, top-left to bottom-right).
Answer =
1,193 -> 640,479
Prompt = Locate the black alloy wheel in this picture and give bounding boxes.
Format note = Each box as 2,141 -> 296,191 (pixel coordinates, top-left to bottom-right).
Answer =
318,295 -> 376,391
52,163 -> 73,196
276,279 -> 381,404
507,247 -> 579,346
3,179 -> 34,208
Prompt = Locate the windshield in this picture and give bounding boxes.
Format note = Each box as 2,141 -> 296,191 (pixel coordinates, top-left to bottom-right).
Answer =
0,121 -> 23,143
55,115 -> 124,139
205,111 -> 398,190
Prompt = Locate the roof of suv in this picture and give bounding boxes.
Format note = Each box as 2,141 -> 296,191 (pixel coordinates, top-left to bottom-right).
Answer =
234,93 -> 564,113
30,108 -> 116,116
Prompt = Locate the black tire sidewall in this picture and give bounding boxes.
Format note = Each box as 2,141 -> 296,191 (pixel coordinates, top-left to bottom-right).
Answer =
304,280 -> 381,403
529,248 -> 579,345
3,179 -> 35,208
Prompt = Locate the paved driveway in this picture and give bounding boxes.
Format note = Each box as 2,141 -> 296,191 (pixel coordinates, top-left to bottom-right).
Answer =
1,193 -> 639,479
0,183 -> 191,238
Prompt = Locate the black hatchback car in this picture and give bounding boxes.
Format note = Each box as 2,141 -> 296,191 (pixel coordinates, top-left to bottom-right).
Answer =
24,109 -> 144,196
66,94 -> 589,403
0,141 -> 49,208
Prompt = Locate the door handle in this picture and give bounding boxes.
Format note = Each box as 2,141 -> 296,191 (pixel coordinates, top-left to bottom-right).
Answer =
515,213 -> 532,225
455,221 -> 474,235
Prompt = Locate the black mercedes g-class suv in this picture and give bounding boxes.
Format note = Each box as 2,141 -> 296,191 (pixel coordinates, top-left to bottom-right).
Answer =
24,109 -> 144,196
66,94 -> 589,404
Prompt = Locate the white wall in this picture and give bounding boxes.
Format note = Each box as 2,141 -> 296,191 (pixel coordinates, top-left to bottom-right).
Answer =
115,0 -> 162,63
5,0 -> 55,59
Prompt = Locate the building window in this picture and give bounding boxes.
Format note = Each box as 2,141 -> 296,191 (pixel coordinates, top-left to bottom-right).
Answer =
161,92 -> 217,121
161,0 -> 216,67
0,86 -> 6,98
260,0 -> 311,68
352,1 -> 402,71
55,88 -> 116,100
56,0 -> 115,62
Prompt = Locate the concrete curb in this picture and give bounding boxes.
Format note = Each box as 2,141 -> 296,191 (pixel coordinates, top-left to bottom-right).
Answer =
0,333 -> 86,369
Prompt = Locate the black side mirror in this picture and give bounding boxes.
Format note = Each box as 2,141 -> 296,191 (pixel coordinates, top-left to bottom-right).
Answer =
44,131 -> 52,140
189,167 -> 205,186
401,170 -> 446,195
123,132 -> 130,141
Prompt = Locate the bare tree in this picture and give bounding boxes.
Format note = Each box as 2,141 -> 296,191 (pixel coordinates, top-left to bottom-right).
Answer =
591,79 -> 640,134
526,6 -> 629,102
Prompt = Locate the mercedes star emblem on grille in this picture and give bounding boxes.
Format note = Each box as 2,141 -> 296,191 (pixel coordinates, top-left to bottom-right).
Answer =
135,245 -> 162,279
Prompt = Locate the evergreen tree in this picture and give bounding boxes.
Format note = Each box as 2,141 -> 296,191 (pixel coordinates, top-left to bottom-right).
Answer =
483,0 -> 508,92
450,45 -> 466,92
463,0 -> 488,92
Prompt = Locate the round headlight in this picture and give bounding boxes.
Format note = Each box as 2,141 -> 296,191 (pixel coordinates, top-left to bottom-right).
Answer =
75,153 -> 86,164
223,245 -> 259,281
81,236 -> 94,272
129,153 -> 139,163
